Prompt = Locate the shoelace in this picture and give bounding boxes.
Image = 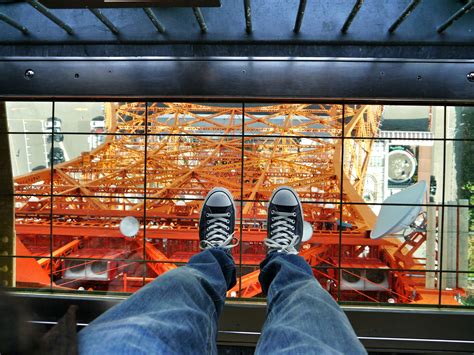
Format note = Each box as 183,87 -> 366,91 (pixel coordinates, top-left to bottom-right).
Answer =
200,212 -> 239,249
264,210 -> 300,254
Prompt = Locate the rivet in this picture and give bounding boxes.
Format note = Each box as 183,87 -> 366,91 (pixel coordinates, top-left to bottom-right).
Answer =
24,69 -> 35,80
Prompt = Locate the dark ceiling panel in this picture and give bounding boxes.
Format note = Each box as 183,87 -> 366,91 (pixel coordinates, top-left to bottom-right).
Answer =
0,0 -> 473,44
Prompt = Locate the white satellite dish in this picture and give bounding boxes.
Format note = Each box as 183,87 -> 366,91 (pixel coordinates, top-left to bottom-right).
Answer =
120,216 -> 140,238
371,181 -> 427,239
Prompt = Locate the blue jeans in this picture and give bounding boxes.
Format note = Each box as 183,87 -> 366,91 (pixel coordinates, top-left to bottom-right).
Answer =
79,249 -> 366,354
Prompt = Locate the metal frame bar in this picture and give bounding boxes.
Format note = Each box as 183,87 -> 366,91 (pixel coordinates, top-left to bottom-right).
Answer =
192,7 -> 207,33
437,0 -> 474,34
243,0 -> 252,34
1,57 -> 474,103
341,0 -> 364,33
388,0 -> 422,33
0,13 -> 29,34
89,8 -> 119,35
293,0 -> 307,33
143,8 -> 166,34
26,0 -> 74,35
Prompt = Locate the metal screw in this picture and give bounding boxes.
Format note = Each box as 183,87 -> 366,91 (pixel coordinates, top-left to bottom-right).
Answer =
24,69 -> 35,80
467,72 -> 474,82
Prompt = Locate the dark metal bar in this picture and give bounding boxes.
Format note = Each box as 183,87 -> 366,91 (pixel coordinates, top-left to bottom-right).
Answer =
143,8 -> 165,34
293,0 -> 307,33
89,8 -> 119,35
437,0 -> 474,33
26,0 -> 74,35
244,0 -> 252,33
341,0 -> 364,33
388,0 -> 421,33
0,12 -> 29,34
192,7 -> 207,33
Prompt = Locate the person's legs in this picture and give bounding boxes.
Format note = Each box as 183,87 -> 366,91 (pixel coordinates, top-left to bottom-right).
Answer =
79,248 -> 236,354
255,252 -> 366,355
255,186 -> 366,354
79,187 -> 239,354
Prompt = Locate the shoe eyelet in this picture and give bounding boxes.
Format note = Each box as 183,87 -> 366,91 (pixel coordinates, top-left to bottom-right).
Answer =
226,212 -> 231,217
226,226 -> 229,230
290,220 -> 295,224
206,213 -> 209,217
271,210 -> 275,215
292,212 -> 296,217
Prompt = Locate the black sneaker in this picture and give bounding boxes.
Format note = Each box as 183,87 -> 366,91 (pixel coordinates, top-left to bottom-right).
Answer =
264,186 -> 304,255
199,187 -> 238,250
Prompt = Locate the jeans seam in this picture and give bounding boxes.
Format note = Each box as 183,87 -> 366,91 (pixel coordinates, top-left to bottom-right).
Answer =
208,308 -> 216,354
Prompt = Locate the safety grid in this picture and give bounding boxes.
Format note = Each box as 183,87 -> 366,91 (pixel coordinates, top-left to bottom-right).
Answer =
1,100 -> 473,308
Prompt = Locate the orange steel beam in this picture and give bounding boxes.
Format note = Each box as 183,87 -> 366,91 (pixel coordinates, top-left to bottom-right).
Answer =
142,241 -> 177,275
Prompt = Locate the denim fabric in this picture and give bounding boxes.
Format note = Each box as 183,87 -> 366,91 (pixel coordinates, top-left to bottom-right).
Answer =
256,252 -> 366,354
79,249 -> 366,355
79,248 -> 235,355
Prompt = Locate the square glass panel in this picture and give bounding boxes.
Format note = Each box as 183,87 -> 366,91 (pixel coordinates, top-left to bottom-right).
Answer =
1,256 -> 51,291
346,105 -> 444,139
340,202 -> 441,272
10,133 -> 52,190
14,195 -> 51,258
439,204 -> 472,273
52,134 -> 145,197
147,102 -> 243,136
6,101 -> 53,134
444,139 -> 474,206
53,102 -> 109,134
146,135 -> 242,200
446,106 -> 474,140
244,103 -> 343,138
343,139 -> 444,205
243,136 -> 341,203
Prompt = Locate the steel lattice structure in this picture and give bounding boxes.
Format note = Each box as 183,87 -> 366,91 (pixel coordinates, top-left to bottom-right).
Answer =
12,102 -> 461,304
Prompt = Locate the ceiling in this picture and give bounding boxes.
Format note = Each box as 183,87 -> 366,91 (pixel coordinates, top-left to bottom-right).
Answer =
0,0 -> 473,58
